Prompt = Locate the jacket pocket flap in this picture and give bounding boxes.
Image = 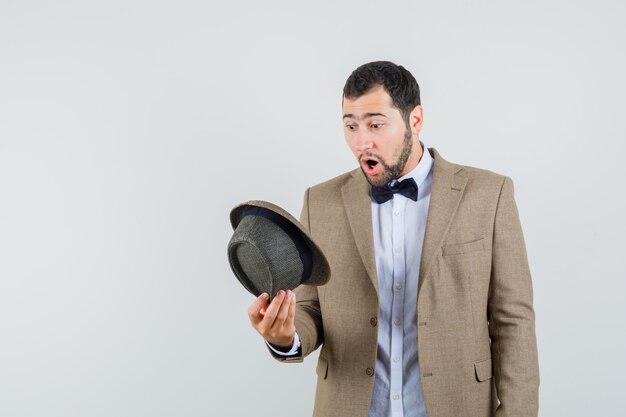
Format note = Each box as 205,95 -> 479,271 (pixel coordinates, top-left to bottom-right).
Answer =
474,358 -> 493,382
442,237 -> 485,256
316,356 -> 328,379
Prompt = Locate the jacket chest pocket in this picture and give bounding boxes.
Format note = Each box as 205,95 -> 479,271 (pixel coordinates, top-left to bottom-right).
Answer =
441,237 -> 488,279
442,237 -> 485,256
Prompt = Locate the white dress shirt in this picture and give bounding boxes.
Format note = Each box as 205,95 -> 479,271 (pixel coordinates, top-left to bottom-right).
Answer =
368,140 -> 432,417
269,140 -> 433,417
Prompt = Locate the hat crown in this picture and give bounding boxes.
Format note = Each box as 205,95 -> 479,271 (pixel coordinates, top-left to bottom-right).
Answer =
228,215 -> 304,297
227,200 -> 331,300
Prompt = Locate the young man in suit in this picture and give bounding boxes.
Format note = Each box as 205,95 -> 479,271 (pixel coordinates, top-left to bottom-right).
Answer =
247,61 -> 539,417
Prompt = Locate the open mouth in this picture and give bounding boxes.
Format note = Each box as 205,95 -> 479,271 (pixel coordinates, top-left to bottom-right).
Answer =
361,157 -> 381,174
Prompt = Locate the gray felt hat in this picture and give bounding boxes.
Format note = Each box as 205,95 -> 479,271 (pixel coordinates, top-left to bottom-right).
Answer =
228,200 -> 330,300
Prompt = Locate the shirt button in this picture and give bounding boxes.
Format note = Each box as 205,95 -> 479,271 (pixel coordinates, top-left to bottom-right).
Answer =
394,319 -> 401,326
393,356 -> 400,363
394,247 -> 402,253
392,394 -> 400,400
395,283 -> 402,290
370,317 -> 378,327
394,210 -> 401,216
366,367 -> 374,377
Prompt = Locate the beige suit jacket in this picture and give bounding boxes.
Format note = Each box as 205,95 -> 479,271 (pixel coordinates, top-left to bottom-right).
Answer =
269,147 -> 539,417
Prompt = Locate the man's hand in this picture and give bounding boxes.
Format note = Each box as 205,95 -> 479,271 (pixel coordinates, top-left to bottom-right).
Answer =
248,289 -> 296,348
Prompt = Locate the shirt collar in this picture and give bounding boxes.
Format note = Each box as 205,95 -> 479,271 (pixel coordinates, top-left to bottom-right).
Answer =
392,140 -> 433,189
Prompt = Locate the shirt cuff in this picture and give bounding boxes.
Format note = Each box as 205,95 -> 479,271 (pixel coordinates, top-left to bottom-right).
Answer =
265,332 -> 301,356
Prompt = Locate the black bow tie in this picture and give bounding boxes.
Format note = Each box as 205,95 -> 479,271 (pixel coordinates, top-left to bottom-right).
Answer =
371,177 -> 418,204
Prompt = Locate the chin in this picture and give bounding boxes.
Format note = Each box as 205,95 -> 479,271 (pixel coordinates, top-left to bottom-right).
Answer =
364,172 -> 389,187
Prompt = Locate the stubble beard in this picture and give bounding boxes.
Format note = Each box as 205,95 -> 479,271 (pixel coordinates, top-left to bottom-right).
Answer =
361,128 -> 414,188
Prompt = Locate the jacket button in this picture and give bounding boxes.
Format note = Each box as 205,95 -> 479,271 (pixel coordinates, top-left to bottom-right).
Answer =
370,317 -> 378,326
366,367 -> 374,376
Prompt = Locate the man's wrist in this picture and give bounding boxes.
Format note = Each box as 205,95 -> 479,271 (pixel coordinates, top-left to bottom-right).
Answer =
268,335 -> 294,350
266,332 -> 301,356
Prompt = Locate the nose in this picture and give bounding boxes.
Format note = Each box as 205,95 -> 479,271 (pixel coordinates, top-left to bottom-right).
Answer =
354,130 -> 374,153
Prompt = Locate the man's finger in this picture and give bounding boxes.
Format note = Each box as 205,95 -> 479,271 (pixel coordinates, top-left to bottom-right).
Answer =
262,290 -> 286,329
248,293 -> 269,325
272,290 -> 293,328
286,291 -> 296,324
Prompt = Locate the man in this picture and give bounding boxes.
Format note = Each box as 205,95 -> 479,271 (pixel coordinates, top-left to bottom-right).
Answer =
247,61 -> 539,417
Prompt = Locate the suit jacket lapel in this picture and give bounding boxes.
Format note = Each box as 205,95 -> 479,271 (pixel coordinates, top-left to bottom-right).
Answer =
418,147 -> 467,293
341,169 -> 379,294
339,147 -> 466,297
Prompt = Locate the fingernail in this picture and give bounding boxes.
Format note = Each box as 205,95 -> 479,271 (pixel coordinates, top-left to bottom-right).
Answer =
261,293 -> 269,300
287,290 -> 294,299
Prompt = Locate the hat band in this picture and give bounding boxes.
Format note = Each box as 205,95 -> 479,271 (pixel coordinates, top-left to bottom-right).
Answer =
242,206 -> 313,285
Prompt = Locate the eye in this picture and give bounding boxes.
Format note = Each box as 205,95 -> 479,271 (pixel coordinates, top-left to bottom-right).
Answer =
345,124 -> 356,131
370,123 -> 384,129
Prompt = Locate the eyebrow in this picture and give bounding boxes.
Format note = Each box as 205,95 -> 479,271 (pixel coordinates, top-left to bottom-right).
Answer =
342,112 -> 388,120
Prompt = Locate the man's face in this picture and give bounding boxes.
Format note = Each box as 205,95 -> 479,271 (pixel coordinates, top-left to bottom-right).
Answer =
342,86 -> 423,187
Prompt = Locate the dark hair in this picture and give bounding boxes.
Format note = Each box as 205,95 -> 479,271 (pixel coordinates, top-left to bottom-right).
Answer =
342,61 -> 421,124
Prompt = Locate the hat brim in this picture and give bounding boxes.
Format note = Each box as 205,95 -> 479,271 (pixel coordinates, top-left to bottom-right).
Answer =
230,200 -> 330,287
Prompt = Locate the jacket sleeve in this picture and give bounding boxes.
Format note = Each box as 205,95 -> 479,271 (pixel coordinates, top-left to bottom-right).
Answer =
268,187 -> 324,362
489,176 -> 540,416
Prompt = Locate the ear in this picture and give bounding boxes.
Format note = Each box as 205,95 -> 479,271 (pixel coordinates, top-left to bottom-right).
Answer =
409,105 -> 424,135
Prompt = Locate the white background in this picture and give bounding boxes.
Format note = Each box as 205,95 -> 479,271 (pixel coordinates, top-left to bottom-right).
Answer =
1,0 -> 625,415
